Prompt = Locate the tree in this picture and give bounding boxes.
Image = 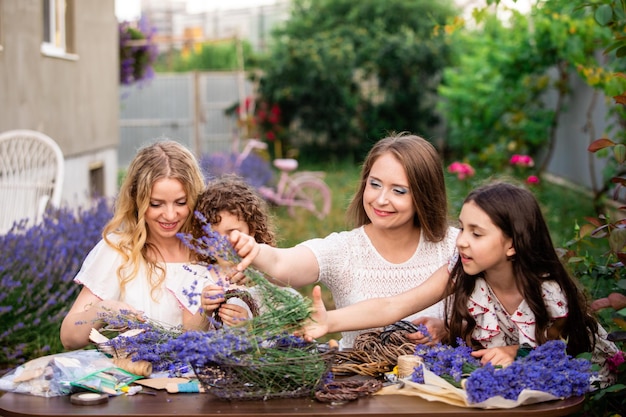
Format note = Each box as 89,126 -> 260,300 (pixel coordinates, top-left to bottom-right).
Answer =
255,0 -> 458,160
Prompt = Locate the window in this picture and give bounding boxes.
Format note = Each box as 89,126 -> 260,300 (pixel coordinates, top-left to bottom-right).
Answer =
89,162 -> 105,199
42,0 -> 75,57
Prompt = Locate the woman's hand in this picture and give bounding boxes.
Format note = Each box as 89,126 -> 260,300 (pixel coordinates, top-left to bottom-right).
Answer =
298,285 -> 330,342
216,304 -> 250,327
471,345 -> 518,367
201,284 -> 226,314
406,316 -> 447,345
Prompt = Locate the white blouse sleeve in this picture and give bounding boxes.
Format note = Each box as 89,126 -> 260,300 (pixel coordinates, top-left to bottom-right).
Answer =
73,239 -> 123,301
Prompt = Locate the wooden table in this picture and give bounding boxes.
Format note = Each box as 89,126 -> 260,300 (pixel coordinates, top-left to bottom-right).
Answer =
0,391 -> 584,417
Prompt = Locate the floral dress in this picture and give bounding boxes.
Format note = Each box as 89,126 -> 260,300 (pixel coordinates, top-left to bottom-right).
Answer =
467,277 -> 619,387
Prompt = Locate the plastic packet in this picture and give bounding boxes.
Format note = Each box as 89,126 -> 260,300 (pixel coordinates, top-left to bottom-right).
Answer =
70,367 -> 142,395
0,350 -> 114,397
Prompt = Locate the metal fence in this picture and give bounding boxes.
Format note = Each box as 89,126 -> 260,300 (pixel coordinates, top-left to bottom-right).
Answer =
119,71 -> 253,168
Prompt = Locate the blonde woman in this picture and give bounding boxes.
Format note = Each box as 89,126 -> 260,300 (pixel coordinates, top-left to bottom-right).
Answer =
60,140 -> 207,350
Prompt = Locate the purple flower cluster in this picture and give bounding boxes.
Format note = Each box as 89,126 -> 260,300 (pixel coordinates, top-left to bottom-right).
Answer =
411,338 -> 480,386
0,199 -> 113,366
164,329 -> 255,368
464,340 -> 592,403
410,339 -> 593,404
177,211 -> 239,269
119,17 -> 158,86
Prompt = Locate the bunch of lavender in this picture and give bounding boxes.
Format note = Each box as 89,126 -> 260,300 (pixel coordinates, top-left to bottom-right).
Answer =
174,217 -> 330,398
411,339 -> 593,404
411,338 -> 481,387
98,312 -> 188,375
0,199 -> 113,369
464,340 -> 592,403
177,213 -> 313,338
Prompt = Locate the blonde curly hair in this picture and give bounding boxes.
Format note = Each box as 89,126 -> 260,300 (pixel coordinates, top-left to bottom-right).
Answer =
103,140 -> 205,300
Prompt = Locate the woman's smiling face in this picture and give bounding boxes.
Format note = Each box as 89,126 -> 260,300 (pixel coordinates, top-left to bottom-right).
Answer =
145,178 -> 190,241
363,152 -> 415,230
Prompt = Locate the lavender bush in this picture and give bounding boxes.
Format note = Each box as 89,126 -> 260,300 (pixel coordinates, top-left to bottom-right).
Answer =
199,151 -> 274,189
0,199 -> 113,369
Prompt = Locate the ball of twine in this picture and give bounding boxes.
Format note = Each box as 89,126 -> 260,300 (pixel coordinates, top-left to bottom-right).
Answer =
397,354 -> 422,379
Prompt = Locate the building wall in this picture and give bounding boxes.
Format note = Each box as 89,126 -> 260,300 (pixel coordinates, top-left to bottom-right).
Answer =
0,0 -> 119,208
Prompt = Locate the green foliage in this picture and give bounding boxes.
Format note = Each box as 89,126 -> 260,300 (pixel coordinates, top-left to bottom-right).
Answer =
154,40 -> 257,72
439,1 -> 613,172
256,0 -> 458,161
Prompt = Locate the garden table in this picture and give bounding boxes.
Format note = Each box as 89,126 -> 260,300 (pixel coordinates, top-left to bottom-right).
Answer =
0,391 -> 584,417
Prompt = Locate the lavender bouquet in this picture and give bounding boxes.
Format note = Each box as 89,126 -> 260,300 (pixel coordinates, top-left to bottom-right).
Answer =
384,339 -> 593,409
95,215 -> 332,400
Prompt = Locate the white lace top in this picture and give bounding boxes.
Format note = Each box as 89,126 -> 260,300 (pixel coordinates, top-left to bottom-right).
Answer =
74,237 -> 209,328
301,225 -> 459,349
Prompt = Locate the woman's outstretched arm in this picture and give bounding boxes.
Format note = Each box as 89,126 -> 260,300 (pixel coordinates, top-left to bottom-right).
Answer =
302,264 -> 451,341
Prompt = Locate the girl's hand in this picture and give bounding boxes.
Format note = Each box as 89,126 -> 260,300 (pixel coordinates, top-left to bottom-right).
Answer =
298,285 -> 329,342
217,304 -> 249,327
471,345 -> 518,367
406,316 -> 446,345
201,284 -> 225,314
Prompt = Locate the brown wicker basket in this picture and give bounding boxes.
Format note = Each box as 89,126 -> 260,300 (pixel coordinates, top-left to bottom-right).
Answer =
193,352 -> 333,401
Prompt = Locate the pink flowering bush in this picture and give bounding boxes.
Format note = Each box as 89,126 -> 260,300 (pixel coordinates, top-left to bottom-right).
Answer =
509,154 -> 540,185
510,154 -> 535,167
447,161 -> 475,180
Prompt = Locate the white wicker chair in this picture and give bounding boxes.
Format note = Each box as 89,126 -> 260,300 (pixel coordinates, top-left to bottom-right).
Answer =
0,130 -> 65,233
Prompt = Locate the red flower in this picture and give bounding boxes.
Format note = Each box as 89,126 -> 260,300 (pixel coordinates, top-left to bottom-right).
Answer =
606,351 -> 625,373
526,175 -> 540,185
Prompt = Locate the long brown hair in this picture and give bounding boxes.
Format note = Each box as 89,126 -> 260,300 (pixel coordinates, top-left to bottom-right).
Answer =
446,182 -> 598,355
346,132 -> 449,242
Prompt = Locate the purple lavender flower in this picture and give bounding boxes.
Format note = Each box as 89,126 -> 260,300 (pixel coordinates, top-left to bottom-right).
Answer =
1,198 -> 113,366
464,340 -> 593,403
413,338 -> 480,385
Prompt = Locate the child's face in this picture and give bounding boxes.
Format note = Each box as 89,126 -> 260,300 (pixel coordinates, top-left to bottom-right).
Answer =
213,210 -> 250,237
456,200 -> 515,278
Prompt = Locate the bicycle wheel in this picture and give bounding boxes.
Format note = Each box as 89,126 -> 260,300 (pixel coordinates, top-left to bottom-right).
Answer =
286,177 -> 332,219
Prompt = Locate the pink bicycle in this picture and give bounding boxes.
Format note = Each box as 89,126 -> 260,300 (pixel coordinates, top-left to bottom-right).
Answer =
237,139 -> 332,219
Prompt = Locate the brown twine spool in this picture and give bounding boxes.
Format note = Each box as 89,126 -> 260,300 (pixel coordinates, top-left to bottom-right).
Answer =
113,358 -> 153,377
397,355 -> 422,379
